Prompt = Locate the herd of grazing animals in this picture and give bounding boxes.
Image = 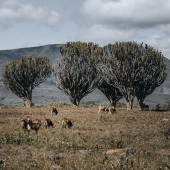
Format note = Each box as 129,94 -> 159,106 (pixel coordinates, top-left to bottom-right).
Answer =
20,106 -> 73,133
20,105 -> 116,133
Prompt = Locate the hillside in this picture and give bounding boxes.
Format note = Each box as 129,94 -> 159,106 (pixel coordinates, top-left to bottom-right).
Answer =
0,44 -> 170,107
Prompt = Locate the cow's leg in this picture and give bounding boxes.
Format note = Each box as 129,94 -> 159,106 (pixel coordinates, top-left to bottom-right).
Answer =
98,109 -> 101,114
55,110 -> 58,115
50,110 -> 53,116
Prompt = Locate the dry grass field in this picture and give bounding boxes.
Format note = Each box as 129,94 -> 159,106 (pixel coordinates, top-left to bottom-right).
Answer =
0,106 -> 170,169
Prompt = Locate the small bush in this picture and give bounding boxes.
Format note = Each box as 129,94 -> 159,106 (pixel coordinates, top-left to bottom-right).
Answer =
0,104 -> 24,109
80,101 -> 97,108
115,101 -> 127,108
163,99 -> 170,110
49,101 -> 72,108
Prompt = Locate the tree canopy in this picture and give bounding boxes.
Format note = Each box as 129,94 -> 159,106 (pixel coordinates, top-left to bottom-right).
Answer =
2,56 -> 53,108
97,79 -> 123,106
98,41 -> 167,110
54,41 -> 103,107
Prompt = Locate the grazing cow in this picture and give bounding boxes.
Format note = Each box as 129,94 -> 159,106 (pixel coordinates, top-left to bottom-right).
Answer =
98,106 -> 108,114
32,119 -> 39,123
44,119 -> 55,128
108,106 -> 116,114
32,119 -> 44,123
27,121 -> 43,133
49,106 -> 58,116
141,103 -> 149,111
21,116 -> 32,130
62,118 -> 73,128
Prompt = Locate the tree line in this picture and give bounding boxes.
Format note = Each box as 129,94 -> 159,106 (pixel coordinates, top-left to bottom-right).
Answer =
2,41 -> 167,110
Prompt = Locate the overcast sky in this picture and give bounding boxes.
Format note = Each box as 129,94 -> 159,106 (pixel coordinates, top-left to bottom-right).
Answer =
0,0 -> 170,59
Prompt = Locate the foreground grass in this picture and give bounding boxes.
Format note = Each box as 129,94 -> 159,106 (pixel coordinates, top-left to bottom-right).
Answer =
0,107 -> 170,169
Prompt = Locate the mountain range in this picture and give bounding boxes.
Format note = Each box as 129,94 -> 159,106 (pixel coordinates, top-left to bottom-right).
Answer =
0,44 -> 170,108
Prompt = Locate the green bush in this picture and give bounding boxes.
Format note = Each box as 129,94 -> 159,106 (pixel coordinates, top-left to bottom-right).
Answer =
115,101 -> 127,108
49,101 -> 72,108
163,99 -> 170,110
0,104 -> 24,109
80,101 -> 97,108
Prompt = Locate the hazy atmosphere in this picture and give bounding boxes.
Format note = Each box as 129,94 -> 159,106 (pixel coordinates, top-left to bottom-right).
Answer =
0,0 -> 170,59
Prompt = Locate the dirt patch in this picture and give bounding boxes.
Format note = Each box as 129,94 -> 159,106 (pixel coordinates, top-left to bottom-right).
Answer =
106,148 -> 125,154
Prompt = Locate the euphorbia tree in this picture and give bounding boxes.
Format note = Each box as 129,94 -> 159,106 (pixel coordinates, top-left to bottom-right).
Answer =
2,56 -> 53,108
98,42 -> 166,110
54,41 -> 103,107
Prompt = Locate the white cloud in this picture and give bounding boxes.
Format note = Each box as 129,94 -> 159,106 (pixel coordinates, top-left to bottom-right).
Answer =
77,0 -> 170,29
145,35 -> 170,58
74,0 -> 170,60
76,24 -> 136,46
158,24 -> 170,36
0,0 -> 61,28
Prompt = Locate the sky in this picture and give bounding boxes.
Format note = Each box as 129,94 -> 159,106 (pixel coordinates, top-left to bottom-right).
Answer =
0,0 -> 170,59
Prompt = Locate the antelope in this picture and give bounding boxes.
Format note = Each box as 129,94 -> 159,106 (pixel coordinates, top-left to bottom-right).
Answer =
108,106 -> 116,114
26,121 -> 43,133
62,118 -> 73,128
21,116 -> 32,130
32,119 -> 42,123
49,106 -> 58,116
98,106 -> 108,114
43,119 -> 55,129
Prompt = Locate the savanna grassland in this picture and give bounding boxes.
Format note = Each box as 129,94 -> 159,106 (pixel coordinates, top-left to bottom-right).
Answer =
0,106 -> 170,169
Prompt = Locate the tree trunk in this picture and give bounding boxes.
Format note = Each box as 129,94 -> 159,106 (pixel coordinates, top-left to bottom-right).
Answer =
139,101 -> 144,111
22,97 -> 31,108
136,98 -> 144,110
137,99 -> 140,107
72,98 -> 80,108
110,99 -> 116,107
127,100 -> 133,110
126,93 -> 134,110
137,98 -> 144,110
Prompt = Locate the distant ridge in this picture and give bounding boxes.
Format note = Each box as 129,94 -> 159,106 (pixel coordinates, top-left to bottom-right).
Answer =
0,44 -> 170,107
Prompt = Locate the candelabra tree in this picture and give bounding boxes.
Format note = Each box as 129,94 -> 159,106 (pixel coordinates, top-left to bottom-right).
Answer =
2,56 -> 53,108
54,41 -> 103,107
98,42 -> 166,110
96,74 -> 123,106
135,45 -> 167,109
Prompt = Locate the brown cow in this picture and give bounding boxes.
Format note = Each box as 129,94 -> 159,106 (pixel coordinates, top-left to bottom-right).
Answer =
98,106 -> 108,114
108,106 -> 116,114
62,118 -> 73,128
32,119 -> 39,123
49,106 -> 58,116
43,119 -> 55,128
21,116 -> 32,130
26,121 -> 43,133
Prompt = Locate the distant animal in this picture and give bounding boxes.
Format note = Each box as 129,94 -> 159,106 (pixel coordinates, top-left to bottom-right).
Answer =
141,103 -> 149,111
32,119 -> 44,123
21,116 -> 32,130
32,119 -> 40,123
62,118 -> 73,128
49,106 -> 58,116
108,106 -> 116,114
27,121 -> 43,133
43,119 -> 55,128
98,106 -> 108,114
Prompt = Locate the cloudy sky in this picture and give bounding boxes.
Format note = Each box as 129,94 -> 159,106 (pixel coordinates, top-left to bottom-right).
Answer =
0,0 -> 170,59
